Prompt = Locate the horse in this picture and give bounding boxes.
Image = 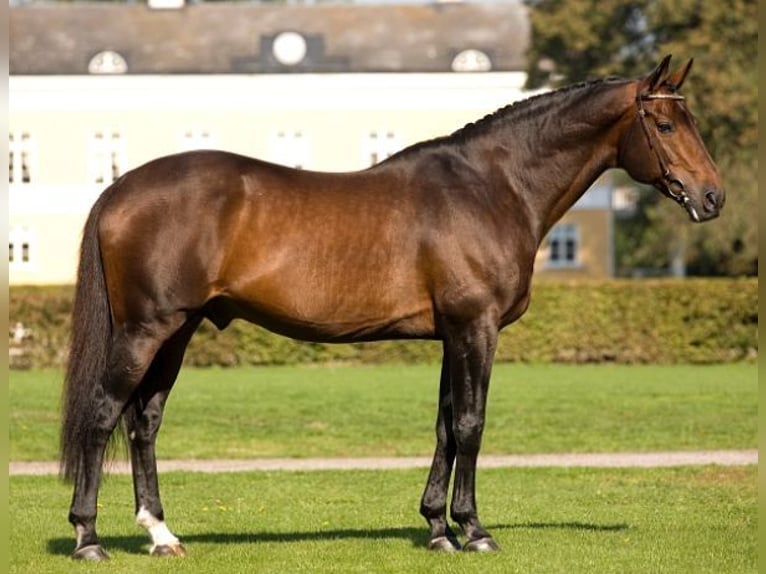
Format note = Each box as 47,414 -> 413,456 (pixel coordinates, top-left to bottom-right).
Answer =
60,55 -> 723,560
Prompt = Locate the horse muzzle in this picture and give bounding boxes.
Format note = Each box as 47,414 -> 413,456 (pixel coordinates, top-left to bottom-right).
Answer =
660,180 -> 724,223
687,185 -> 725,223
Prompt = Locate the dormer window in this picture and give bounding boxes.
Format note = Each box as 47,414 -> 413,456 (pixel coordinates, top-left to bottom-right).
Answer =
451,49 -> 492,73
88,51 -> 128,75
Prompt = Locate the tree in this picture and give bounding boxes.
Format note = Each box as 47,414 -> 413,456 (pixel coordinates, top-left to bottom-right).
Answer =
524,0 -> 758,276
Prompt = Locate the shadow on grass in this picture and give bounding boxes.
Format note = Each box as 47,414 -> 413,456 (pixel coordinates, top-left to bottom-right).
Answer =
48,521 -> 630,556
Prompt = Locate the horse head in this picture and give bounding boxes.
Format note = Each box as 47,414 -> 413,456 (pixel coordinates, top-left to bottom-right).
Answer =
619,55 -> 725,222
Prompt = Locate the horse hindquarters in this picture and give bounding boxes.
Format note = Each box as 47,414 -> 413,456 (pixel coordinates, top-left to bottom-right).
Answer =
66,311 -> 195,560
61,187 -> 200,560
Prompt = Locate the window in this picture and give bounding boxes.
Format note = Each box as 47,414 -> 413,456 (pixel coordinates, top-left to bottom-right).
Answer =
179,129 -> 215,152
270,130 -> 310,169
9,132 -> 34,184
547,223 -> 580,268
88,50 -> 128,75
89,131 -> 126,184
451,49 -> 493,73
272,31 -> 308,66
9,226 -> 35,268
363,130 -> 400,167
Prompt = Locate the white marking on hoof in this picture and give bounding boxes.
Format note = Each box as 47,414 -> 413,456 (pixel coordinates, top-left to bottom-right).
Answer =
136,506 -> 181,553
151,542 -> 187,558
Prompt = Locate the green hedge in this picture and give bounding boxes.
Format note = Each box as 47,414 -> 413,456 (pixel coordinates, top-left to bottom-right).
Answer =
8,279 -> 757,369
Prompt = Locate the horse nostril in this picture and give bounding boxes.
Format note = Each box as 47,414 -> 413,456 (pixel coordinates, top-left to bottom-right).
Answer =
704,191 -> 720,213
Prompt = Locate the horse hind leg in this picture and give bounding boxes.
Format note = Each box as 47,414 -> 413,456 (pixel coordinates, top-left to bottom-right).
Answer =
67,382 -> 127,561
129,390 -> 186,558
67,314 -> 189,560
126,315 -> 201,558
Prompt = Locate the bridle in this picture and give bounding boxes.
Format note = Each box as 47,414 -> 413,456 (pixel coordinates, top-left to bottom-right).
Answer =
635,92 -> 689,207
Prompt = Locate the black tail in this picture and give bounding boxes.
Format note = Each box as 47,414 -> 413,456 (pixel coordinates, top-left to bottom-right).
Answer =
60,192 -> 113,482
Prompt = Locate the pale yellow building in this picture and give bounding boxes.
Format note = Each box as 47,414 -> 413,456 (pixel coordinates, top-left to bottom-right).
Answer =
9,1 -> 614,285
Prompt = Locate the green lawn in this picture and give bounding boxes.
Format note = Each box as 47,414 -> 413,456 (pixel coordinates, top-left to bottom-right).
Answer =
10,465 -> 756,573
10,363 -> 757,461
9,364 -> 757,573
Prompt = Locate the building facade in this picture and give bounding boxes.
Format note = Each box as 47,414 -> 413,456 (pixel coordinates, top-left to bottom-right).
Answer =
9,1 -> 614,285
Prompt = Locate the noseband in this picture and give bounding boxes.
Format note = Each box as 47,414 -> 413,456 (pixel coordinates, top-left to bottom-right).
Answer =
636,92 -> 689,206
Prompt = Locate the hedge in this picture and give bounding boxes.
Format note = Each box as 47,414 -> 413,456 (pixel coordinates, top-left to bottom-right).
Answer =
8,279 -> 757,370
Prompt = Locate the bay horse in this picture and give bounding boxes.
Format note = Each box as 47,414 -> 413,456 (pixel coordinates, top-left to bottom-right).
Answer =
60,55 -> 723,560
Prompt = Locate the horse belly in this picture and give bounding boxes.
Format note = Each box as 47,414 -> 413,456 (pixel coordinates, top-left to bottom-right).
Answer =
215,264 -> 436,343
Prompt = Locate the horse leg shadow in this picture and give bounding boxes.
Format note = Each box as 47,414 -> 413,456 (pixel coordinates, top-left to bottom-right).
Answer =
48,521 -> 631,555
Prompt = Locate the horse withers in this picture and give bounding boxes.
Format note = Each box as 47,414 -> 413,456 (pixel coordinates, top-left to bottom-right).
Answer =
60,55 -> 723,560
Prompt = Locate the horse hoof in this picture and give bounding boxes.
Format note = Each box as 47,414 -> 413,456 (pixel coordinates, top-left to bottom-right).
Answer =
151,543 -> 187,558
72,544 -> 109,561
464,537 -> 500,553
427,535 -> 461,552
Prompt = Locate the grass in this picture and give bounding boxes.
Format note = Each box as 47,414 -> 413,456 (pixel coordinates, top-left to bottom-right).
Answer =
9,465 -> 756,573
9,364 -> 757,572
9,363 -> 757,461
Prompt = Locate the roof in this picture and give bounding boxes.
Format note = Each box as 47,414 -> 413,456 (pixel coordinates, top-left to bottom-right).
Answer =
10,2 -> 529,75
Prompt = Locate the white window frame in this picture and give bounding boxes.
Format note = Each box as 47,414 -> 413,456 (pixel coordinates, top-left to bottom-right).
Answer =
546,223 -> 580,269
179,129 -> 216,152
362,130 -> 401,167
88,131 -> 126,184
9,132 -> 35,185
270,129 -> 310,169
9,225 -> 36,269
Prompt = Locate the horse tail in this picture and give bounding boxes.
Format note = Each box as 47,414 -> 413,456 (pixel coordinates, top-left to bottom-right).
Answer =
60,191 -> 114,482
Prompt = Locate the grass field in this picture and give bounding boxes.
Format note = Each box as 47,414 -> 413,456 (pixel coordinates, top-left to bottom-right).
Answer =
9,363 -> 757,461
10,465 -> 756,573
8,363 -> 757,573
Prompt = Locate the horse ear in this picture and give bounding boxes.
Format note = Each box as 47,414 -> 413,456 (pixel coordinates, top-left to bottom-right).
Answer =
643,54 -> 673,92
665,58 -> 694,91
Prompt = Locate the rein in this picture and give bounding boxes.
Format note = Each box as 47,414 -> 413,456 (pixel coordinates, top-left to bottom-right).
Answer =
635,92 -> 689,206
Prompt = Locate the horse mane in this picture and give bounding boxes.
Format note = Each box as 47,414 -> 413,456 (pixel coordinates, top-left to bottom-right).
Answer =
385,76 -> 631,161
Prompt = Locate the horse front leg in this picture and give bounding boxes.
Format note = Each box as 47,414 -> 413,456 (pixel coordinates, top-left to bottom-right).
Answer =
445,316 -> 500,552
419,350 -> 460,551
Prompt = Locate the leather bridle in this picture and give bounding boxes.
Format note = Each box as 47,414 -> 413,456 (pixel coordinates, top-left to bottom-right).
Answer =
636,92 -> 690,207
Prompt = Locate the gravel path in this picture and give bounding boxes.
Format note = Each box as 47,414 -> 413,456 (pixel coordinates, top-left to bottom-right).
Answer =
9,449 -> 757,476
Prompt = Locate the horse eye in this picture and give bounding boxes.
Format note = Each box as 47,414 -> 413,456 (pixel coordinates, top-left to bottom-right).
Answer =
657,121 -> 674,134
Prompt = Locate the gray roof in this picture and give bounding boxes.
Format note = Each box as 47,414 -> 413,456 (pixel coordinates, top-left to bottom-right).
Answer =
10,2 -> 529,75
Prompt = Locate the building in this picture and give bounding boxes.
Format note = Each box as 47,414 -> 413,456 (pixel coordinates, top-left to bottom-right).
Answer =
9,1 -> 614,285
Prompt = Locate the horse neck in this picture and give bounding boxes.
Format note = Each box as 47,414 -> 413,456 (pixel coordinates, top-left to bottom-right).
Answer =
469,80 -> 635,241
